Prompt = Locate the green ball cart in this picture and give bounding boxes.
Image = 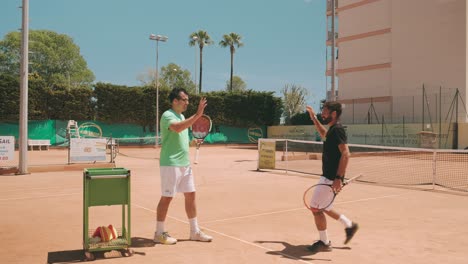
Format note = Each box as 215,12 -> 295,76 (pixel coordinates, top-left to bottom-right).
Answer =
83,168 -> 133,261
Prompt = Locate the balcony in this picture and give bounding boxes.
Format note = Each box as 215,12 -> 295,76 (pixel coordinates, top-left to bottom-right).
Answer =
327,59 -> 338,72
328,31 -> 338,42
326,0 -> 339,15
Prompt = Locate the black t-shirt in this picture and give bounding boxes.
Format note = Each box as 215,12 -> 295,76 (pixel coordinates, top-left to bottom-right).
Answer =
322,123 -> 347,180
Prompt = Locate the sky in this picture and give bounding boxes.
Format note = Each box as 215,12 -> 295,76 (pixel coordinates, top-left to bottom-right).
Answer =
0,0 -> 327,108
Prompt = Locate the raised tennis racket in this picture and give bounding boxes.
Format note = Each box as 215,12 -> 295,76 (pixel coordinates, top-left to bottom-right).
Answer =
303,174 -> 363,212
191,115 -> 212,164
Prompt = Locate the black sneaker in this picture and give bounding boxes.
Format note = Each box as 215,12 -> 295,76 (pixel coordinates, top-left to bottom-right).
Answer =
306,240 -> 332,253
344,223 -> 359,244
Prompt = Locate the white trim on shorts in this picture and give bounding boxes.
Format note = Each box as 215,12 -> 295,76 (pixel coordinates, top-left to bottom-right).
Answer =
160,166 -> 196,197
310,176 -> 335,211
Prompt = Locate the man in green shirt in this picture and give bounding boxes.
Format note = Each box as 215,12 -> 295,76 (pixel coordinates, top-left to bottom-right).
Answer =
154,88 -> 213,245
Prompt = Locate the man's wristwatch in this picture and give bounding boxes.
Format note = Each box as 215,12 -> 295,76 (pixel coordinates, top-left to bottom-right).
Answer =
336,176 -> 345,181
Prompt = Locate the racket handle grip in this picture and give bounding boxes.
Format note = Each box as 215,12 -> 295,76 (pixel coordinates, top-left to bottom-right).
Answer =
194,148 -> 199,164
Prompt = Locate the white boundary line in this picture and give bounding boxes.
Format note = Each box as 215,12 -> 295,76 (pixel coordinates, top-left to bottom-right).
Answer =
0,192 -> 80,202
132,203 -> 313,264
202,193 -> 407,224
2,186 -> 81,193
133,192 -> 407,264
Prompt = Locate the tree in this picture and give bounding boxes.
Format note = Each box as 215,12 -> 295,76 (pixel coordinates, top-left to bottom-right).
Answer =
137,63 -> 196,93
0,74 -> 20,120
160,63 -> 196,93
136,68 -> 156,87
0,30 -> 95,88
219,33 -> 243,92
225,75 -> 246,92
189,30 -> 213,94
281,84 -> 308,125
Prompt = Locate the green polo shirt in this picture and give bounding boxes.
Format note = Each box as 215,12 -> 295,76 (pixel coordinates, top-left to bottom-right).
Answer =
159,109 -> 190,166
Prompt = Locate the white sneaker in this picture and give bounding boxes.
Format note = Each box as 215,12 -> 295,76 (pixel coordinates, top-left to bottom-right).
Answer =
154,232 -> 177,245
190,230 -> 213,242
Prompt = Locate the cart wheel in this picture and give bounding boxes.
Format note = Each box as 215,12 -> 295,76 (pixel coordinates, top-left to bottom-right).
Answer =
122,249 -> 134,257
84,251 -> 95,261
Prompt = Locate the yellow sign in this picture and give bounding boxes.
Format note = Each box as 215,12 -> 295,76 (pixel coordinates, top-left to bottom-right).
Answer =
258,139 -> 276,170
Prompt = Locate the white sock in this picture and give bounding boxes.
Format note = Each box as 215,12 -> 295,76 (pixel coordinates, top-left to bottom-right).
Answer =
189,217 -> 200,233
339,215 -> 353,228
156,221 -> 165,235
319,230 -> 329,244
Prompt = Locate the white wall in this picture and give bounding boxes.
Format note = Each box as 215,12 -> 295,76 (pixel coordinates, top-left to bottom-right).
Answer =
336,0 -> 467,123
339,68 -> 391,99
339,0 -> 362,7
339,33 -> 391,69
391,0 -> 466,97
339,0 -> 390,37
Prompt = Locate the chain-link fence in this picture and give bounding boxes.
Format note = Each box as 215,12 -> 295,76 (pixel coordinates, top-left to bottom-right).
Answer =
337,85 -> 467,149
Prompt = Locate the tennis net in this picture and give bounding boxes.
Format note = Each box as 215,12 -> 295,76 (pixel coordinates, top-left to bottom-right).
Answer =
257,138 -> 468,192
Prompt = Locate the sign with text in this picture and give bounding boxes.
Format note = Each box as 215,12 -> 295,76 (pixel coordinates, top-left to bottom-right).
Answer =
70,138 -> 107,162
0,136 -> 15,162
258,139 -> 276,170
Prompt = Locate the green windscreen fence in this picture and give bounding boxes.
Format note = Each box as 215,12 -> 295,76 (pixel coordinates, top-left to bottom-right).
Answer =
0,120 -> 266,146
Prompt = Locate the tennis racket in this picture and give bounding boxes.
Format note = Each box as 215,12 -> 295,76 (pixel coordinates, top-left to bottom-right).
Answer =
191,115 -> 212,164
303,174 -> 363,212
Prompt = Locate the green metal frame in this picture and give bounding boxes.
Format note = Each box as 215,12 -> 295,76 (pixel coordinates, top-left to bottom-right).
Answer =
83,168 -> 131,253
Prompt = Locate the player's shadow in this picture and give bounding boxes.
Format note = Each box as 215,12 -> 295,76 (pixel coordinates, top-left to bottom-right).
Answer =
255,240 -> 350,261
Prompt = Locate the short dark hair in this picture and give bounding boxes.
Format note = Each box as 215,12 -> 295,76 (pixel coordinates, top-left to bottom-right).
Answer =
323,101 -> 342,118
169,87 -> 189,102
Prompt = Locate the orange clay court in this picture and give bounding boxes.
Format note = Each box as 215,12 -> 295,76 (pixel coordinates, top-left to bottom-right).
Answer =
1,146 -> 467,264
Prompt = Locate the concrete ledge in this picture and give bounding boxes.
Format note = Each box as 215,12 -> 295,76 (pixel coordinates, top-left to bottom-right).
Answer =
0,167 -> 18,175
28,162 -> 115,173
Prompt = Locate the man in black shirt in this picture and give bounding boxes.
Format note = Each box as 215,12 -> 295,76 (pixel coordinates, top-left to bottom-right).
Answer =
305,101 -> 358,253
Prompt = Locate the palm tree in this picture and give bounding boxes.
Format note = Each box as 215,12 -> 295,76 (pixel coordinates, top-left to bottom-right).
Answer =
219,33 -> 243,92
189,30 -> 214,94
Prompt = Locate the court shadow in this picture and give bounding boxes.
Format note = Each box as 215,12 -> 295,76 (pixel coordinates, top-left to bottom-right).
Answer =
255,240 -> 339,261
46,237 -> 151,263
131,237 -> 156,248
47,249 -> 85,263
47,249 -> 146,263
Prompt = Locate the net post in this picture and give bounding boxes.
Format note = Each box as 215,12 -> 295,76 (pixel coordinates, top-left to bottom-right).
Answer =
285,139 -> 288,174
432,150 -> 437,190
257,138 -> 261,171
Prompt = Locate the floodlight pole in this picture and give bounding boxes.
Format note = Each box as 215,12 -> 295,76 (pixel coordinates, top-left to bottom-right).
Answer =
18,0 -> 29,174
149,34 -> 168,147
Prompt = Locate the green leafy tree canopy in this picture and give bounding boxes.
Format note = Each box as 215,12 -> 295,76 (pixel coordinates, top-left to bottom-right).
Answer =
0,30 -> 95,88
281,84 -> 308,125
225,75 -> 246,92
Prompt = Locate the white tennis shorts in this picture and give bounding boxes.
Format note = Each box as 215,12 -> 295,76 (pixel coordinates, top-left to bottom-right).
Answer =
310,177 -> 335,211
160,166 -> 196,197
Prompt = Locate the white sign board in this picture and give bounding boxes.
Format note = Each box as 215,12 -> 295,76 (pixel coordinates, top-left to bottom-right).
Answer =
0,136 -> 15,162
70,138 -> 107,162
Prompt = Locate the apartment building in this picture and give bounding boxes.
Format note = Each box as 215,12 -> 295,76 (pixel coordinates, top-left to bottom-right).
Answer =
326,0 -> 467,124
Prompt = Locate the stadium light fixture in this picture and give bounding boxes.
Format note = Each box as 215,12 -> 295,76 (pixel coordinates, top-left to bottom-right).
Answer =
149,34 -> 168,147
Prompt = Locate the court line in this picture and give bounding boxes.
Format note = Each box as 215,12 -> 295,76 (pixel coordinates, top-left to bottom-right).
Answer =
0,192 -> 80,202
202,193 -> 408,224
2,186 -> 81,193
133,193 -> 408,263
133,203 -> 314,264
